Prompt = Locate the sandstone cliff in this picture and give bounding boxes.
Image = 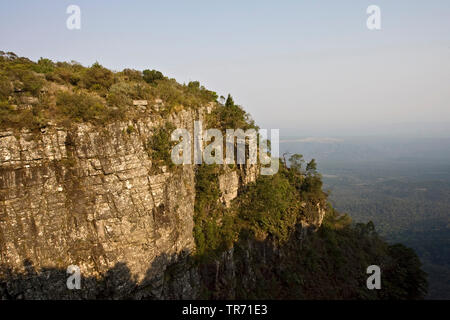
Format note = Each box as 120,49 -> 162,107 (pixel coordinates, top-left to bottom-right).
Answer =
0,105 -> 272,299
0,53 -> 429,300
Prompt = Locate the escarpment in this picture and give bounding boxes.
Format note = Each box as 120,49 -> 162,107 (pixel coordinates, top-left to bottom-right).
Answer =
0,104 -> 282,299
0,53 -> 427,300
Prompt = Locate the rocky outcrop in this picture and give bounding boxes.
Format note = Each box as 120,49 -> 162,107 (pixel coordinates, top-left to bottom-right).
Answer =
0,106 -> 322,299
218,164 -> 258,208
218,170 -> 239,207
0,107 -> 208,299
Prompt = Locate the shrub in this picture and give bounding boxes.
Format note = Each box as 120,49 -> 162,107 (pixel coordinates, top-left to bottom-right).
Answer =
121,68 -> 143,81
207,94 -> 256,130
0,75 -> 12,100
0,101 -> 16,127
106,82 -> 134,108
143,69 -> 164,84
193,164 -> 229,259
0,52 -> 233,129
146,123 -> 176,167
382,244 -> 428,299
236,174 -> 299,241
81,62 -> 114,91
187,81 -> 200,89
33,58 -> 54,74
185,81 -> 218,104
55,91 -> 109,123
47,62 -> 83,85
22,71 -> 44,94
0,101 -> 47,130
107,81 -> 153,105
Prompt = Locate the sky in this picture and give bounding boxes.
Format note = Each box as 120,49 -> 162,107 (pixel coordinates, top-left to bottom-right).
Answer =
1,0 -> 449,136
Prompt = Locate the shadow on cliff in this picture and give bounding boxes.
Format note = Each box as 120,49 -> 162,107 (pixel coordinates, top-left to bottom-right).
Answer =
0,222 -> 428,300
0,224 -> 379,300
0,226 -> 298,300
0,251 -> 192,300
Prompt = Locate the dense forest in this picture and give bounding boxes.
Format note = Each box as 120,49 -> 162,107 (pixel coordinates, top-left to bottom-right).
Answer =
280,137 -> 450,299
323,163 -> 450,299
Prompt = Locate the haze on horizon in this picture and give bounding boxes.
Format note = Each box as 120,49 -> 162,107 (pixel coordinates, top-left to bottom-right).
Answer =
1,0 -> 449,136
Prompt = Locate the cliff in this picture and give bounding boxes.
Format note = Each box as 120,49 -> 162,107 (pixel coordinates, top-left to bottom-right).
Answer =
0,104 -> 269,299
0,52 -> 428,300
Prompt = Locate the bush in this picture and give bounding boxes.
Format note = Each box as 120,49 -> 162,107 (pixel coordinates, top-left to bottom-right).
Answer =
0,52 -> 236,129
185,81 -> 218,104
33,58 -> 54,74
107,81 -> 154,106
207,94 -> 256,130
146,123 -> 176,168
19,71 -> 45,95
121,68 -> 143,81
0,75 -> 12,100
81,62 -> 114,91
193,164 -> 229,259
236,173 -> 299,241
0,101 -> 47,130
46,62 -> 84,85
382,244 -> 428,299
55,91 -> 109,123
143,69 -> 164,84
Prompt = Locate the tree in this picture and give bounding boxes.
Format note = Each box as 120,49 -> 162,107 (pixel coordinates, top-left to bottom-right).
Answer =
34,58 -> 54,74
383,244 -> 428,299
289,154 -> 305,174
225,94 -> 234,107
306,159 -> 317,174
187,81 -> 200,89
142,69 -> 164,84
82,62 -> 114,90
121,68 -> 142,81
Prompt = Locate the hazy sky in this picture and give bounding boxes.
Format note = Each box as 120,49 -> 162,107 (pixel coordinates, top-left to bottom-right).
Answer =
1,0 -> 449,135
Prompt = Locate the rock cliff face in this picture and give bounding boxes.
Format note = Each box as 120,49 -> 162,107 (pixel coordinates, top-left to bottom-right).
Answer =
0,53 -> 428,300
0,106 -> 272,299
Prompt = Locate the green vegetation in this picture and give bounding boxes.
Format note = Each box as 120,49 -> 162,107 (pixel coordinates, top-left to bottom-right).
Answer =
280,137 -> 450,299
192,153 -> 427,299
319,158 -> 450,299
142,69 -> 164,84
145,122 -> 177,169
193,164 -> 233,259
55,91 -> 108,123
206,94 -> 257,130
236,171 -> 299,241
0,101 -> 46,129
0,51 -> 429,299
33,58 -> 54,74
228,206 -> 428,299
80,62 -> 114,94
193,94 -> 263,259
0,51 -> 218,130
192,154 -> 335,255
